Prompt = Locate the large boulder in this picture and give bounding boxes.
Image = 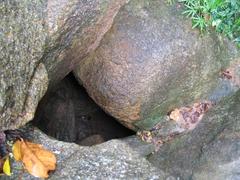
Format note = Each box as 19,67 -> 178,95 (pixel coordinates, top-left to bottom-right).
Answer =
148,90 -> 240,179
0,0 -> 129,130
74,0 -> 240,130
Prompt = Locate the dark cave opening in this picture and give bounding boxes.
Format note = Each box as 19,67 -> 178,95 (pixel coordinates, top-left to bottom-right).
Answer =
33,73 -> 134,146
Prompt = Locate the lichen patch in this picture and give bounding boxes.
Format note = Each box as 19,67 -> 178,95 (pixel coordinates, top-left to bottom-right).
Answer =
169,101 -> 213,130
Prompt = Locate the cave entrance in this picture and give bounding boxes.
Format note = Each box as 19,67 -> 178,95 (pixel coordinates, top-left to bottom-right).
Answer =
33,73 -> 134,146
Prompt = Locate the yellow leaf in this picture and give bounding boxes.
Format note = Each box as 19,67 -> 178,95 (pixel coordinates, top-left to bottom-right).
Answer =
3,156 -> 11,176
12,139 -> 56,178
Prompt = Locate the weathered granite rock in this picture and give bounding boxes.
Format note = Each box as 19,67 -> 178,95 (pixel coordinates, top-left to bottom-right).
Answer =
4,90 -> 240,180
2,127 -> 174,179
148,90 -> 240,180
0,0 -> 48,131
44,0 -> 129,85
0,0 -> 129,130
74,0 -> 240,130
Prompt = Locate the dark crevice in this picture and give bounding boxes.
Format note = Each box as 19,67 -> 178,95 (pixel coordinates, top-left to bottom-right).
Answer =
33,72 -> 134,146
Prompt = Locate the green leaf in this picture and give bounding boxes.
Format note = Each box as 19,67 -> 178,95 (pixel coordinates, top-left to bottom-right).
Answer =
209,0 -> 223,9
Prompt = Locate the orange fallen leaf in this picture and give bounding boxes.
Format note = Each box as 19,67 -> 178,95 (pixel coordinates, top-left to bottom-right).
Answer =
12,139 -> 56,178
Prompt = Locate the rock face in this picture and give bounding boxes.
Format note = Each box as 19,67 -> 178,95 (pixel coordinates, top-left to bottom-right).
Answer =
3,90 -> 240,179
4,128 -> 172,180
0,0 -> 129,130
74,0 -> 239,130
0,0 -> 48,131
148,90 -> 240,179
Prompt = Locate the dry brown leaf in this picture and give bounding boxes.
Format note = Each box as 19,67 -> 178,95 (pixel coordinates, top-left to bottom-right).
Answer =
0,158 -> 4,175
12,139 -> 56,178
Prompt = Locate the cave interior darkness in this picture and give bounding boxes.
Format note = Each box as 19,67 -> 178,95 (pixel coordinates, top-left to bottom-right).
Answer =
33,72 -> 134,146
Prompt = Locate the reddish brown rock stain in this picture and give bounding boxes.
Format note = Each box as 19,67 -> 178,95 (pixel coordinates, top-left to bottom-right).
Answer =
169,101 -> 213,130
221,58 -> 240,87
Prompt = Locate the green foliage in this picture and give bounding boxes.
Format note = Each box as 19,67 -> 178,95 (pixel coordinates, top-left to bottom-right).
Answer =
178,0 -> 240,47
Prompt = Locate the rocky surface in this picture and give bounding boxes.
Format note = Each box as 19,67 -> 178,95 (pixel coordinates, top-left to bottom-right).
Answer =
148,90 -> 240,180
1,0 -> 240,179
2,89 -> 240,179
1,128 -> 174,180
0,0 -> 48,131
0,0 -> 129,130
74,0 -> 240,130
